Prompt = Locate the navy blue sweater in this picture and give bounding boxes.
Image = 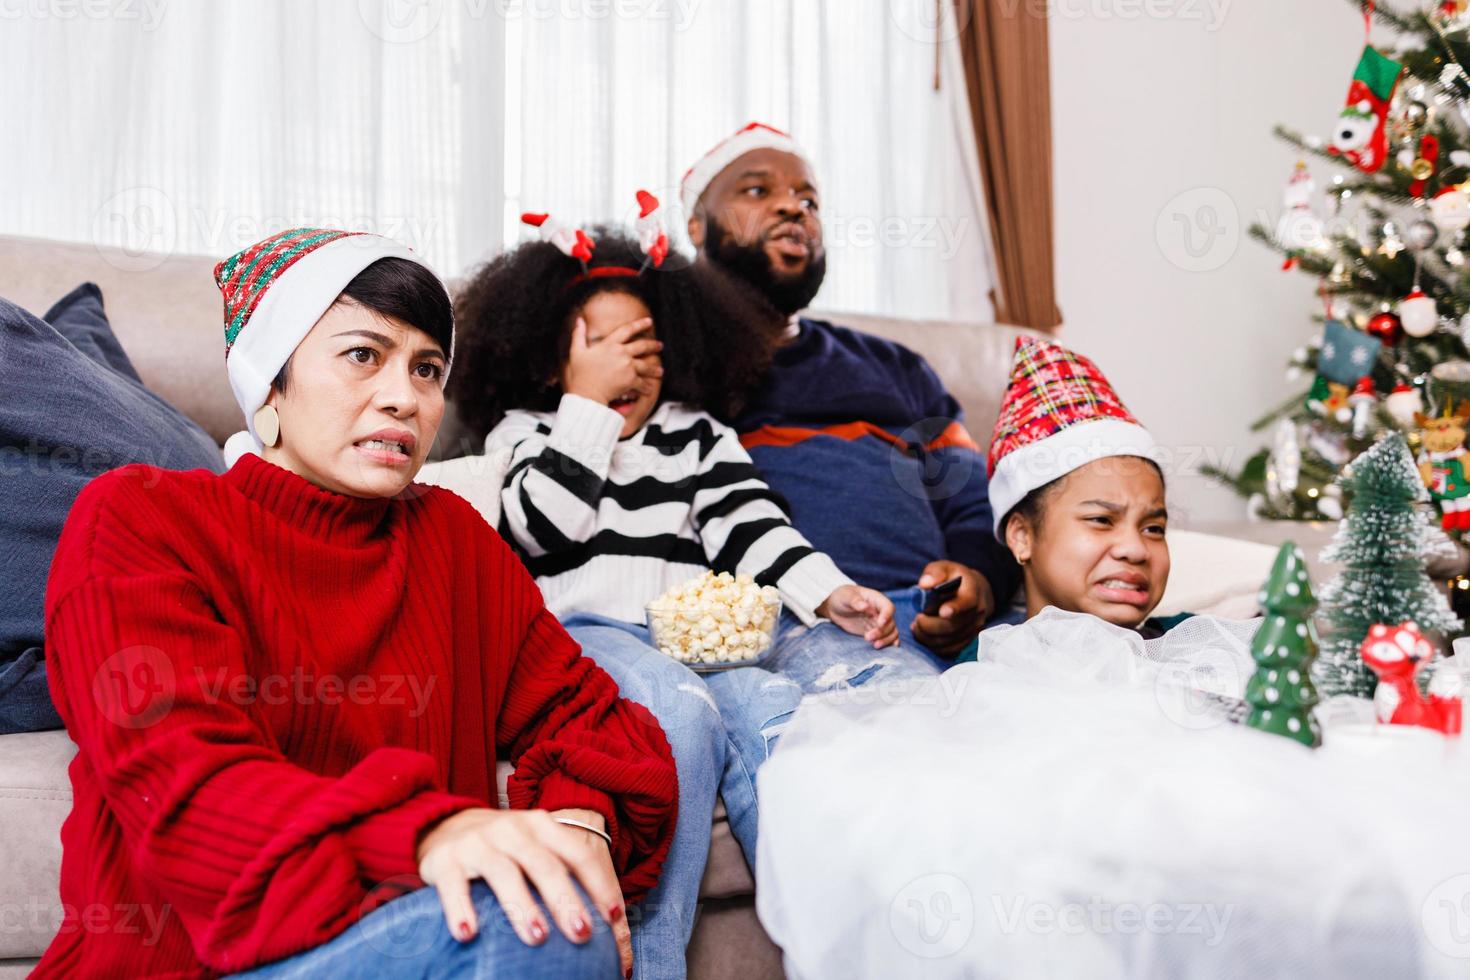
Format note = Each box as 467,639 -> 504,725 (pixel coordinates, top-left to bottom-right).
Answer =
732,318 -> 1021,605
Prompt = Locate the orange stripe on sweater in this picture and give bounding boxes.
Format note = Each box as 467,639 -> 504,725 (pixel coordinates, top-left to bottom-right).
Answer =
739,420 -> 979,453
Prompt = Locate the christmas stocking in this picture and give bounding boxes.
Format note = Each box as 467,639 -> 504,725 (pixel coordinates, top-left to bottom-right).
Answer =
1329,46 -> 1404,173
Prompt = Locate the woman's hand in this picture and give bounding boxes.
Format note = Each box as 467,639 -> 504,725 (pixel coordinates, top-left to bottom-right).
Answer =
562,316 -> 663,407
816,585 -> 899,648
416,806 -> 632,977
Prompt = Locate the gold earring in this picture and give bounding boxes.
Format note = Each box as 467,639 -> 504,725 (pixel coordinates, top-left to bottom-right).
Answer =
253,404 -> 281,448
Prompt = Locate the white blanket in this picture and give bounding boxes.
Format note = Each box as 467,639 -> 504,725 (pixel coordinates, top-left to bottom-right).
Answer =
756,609 -> 1470,980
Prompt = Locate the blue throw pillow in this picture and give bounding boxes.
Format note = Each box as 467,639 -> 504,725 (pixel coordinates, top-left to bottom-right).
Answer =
0,284 -> 224,733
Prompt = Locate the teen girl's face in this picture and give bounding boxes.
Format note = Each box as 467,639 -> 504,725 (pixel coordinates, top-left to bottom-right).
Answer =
1007,457 -> 1171,629
567,290 -> 663,439
261,297 -> 447,499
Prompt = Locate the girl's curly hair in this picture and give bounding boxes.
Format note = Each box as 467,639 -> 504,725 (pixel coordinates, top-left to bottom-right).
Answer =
448,226 -> 785,439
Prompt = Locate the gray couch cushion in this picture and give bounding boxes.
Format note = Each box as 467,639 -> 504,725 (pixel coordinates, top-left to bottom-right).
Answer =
0,730 -> 74,959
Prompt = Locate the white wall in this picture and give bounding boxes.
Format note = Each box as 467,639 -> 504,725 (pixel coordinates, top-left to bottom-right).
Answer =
1050,0 -> 1364,525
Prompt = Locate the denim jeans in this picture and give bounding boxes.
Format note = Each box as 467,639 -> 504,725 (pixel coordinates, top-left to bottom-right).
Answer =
563,614 -> 799,980
229,881 -> 617,979
884,586 -> 1026,669
0,647 -> 63,734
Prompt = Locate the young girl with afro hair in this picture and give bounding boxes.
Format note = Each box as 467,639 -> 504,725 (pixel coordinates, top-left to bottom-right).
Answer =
448,219 -> 918,978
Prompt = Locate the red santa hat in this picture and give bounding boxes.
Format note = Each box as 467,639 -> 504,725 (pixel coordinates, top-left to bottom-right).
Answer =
681,121 -> 809,216
987,336 -> 1157,537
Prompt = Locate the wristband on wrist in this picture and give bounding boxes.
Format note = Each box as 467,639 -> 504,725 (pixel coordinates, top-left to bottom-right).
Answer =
554,816 -> 612,850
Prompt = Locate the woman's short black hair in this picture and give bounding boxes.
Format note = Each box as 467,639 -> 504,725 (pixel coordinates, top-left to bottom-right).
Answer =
447,226 -> 785,439
273,256 -> 453,393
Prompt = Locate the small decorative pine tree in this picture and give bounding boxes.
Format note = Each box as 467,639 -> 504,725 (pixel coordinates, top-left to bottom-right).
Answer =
1318,432 -> 1462,697
1246,542 -> 1323,748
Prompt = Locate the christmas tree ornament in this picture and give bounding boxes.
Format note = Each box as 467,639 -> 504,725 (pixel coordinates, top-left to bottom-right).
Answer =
1378,224 -> 1407,258
1443,61 -> 1470,100
1360,622 -> 1463,734
1319,434 -> 1463,697
1328,46 -> 1405,173
1405,218 -> 1439,251
1386,383 -> 1424,428
1416,401 -> 1470,530
1400,133 -> 1440,196
1318,319 -> 1383,384
1348,376 -> 1377,440
1275,161 -> 1324,267
1429,184 -> 1470,233
1399,288 -> 1439,337
1308,422 -> 1353,466
1244,542 -> 1322,748
1366,308 -> 1403,345
1403,99 -> 1430,129
1265,419 -> 1302,509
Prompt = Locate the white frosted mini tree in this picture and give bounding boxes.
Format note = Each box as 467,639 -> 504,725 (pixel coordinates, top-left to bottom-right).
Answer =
1318,433 -> 1462,697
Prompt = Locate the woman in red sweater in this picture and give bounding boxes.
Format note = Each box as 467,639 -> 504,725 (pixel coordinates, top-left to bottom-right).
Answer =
37,228 -> 676,979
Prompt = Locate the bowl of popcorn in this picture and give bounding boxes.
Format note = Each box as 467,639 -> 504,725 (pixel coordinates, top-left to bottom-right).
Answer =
646,571 -> 782,672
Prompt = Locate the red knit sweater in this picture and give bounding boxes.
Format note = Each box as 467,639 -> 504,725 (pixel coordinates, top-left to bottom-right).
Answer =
36,453 -> 677,978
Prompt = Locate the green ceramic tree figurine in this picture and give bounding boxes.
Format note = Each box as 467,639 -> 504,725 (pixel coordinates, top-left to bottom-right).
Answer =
1245,542 -> 1323,748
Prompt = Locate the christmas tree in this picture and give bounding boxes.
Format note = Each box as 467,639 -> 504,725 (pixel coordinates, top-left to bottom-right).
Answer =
1317,432 -> 1462,696
1207,0 -> 1470,531
1245,542 -> 1324,748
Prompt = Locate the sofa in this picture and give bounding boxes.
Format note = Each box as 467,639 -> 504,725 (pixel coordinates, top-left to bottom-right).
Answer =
0,232 -> 1337,978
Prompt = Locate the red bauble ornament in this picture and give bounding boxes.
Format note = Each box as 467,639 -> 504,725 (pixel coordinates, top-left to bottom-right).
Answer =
1366,310 -> 1404,345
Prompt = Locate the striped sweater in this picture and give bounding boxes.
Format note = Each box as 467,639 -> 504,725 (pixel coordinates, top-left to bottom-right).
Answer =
489,394 -> 853,626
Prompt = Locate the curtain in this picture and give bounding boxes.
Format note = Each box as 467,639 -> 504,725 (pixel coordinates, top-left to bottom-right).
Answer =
0,0 -> 993,321
510,0 -> 996,320
952,0 -> 1062,329
0,1 -> 501,275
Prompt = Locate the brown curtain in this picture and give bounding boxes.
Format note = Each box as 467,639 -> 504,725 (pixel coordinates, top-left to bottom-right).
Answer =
953,0 -> 1062,330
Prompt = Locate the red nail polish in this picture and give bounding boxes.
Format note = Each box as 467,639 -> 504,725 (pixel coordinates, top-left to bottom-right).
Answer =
529,920 -> 547,942
625,968 -> 633,979
457,920 -> 472,941
574,915 -> 591,938
609,903 -> 624,922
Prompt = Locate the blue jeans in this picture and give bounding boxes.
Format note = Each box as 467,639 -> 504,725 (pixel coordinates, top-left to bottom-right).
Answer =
229,882 -> 617,978
563,615 -> 799,980
885,586 -> 1025,668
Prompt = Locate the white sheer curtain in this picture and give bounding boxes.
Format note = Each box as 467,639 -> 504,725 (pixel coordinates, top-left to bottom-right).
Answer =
507,0 -> 995,320
0,1 -> 503,275
0,0 -> 992,320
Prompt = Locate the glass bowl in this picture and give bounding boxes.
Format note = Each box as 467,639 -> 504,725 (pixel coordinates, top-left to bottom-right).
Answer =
645,598 -> 782,673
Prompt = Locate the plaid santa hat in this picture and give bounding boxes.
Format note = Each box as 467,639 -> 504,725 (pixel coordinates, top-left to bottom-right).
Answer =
987,336 -> 1156,537
681,121 -> 810,216
214,228 -> 440,465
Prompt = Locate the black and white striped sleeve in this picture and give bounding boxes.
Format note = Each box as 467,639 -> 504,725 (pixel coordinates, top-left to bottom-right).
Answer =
691,423 -> 853,626
487,395 -> 623,558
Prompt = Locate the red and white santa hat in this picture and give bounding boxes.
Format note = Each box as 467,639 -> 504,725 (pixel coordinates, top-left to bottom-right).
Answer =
987,336 -> 1157,537
681,121 -> 810,216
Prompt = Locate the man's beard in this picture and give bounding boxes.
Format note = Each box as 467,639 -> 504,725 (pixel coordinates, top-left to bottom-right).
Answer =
703,215 -> 827,316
